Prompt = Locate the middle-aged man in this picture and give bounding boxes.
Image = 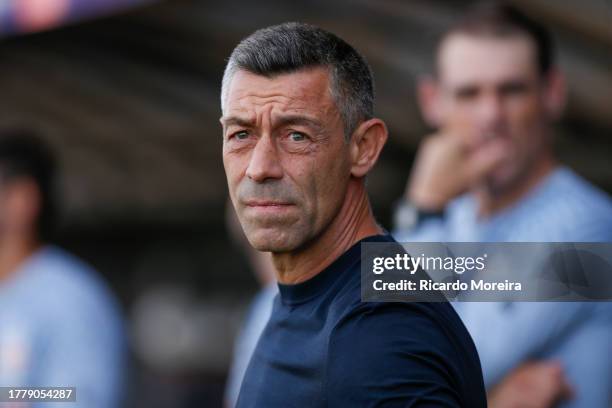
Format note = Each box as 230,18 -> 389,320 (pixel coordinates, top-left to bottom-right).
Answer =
393,3 -> 612,408
220,22 -> 486,407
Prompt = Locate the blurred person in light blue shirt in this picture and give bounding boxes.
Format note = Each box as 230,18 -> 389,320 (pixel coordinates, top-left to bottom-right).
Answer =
0,130 -> 126,408
393,3 -> 612,408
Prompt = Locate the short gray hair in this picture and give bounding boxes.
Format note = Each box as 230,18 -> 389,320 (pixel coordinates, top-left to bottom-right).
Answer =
221,22 -> 374,139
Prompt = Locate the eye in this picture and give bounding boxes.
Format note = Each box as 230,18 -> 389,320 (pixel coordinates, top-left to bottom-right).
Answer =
499,81 -> 529,96
232,130 -> 250,140
288,131 -> 306,142
455,87 -> 479,101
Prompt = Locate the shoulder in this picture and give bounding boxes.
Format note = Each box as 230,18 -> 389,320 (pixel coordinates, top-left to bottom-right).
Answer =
551,168 -> 612,210
535,168 -> 612,240
22,246 -> 123,326
478,168 -> 612,242
326,301 -> 485,407
331,301 -> 477,360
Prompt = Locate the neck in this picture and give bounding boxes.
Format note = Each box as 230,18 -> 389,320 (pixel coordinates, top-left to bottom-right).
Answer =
273,178 -> 382,284
476,153 -> 556,217
0,234 -> 41,282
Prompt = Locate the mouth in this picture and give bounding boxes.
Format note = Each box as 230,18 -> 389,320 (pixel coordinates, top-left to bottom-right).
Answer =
244,200 -> 294,207
242,200 -> 296,216
468,132 -> 510,152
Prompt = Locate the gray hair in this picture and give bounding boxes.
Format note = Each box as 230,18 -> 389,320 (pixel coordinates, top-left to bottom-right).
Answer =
221,22 -> 374,139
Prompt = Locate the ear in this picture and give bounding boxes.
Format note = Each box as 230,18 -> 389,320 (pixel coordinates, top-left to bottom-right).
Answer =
349,118 -> 388,178
417,75 -> 444,127
543,68 -> 566,120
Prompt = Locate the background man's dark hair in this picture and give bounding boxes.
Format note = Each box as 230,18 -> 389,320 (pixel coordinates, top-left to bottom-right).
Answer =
221,22 -> 374,139
437,2 -> 554,76
0,129 -> 57,241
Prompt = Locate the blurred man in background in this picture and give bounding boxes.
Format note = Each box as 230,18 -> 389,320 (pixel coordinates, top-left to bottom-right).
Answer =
394,3 -> 612,407
0,130 -> 126,407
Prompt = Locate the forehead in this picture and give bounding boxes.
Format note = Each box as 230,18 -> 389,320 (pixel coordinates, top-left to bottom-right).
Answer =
437,33 -> 538,86
224,67 -> 335,116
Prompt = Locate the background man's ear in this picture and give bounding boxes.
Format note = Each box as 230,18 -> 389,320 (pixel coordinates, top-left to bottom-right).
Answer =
544,68 -> 567,121
417,75 -> 443,128
349,118 -> 388,178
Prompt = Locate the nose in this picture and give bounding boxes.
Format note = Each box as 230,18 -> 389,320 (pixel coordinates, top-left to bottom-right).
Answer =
476,93 -> 505,129
245,134 -> 284,183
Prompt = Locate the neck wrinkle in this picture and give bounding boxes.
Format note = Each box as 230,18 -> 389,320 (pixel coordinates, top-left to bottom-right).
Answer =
273,179 -> 382,285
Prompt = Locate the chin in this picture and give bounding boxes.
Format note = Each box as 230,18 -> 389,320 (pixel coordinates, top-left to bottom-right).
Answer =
486,164 -> 523,195
246,229 -> 302,253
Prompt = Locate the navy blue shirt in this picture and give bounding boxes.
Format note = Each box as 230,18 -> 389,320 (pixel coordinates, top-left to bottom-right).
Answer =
237,235 -> 486,407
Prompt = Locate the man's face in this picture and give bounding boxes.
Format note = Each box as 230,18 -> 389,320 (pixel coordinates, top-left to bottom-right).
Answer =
436,33 -> 554,192
221,67 -> 351,252
0,177 -> 38,239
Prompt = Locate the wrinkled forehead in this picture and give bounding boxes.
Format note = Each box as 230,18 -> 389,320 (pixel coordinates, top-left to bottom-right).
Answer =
436,33 -> 539,87
223,67 -> 336,116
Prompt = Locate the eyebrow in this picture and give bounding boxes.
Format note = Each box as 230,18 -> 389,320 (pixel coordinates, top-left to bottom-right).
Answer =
220,116 -> 255,128
273,114 -> 323,131
220,114 -> 324,131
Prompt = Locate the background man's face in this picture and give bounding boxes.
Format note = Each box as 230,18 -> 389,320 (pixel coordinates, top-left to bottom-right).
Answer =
221,67 -> 351,252
436,33 -> 553,193
0,177 -> 38,239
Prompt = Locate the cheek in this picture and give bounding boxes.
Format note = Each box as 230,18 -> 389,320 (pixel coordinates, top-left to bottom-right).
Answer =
288,161 -> 318,211
288,148 -> 349,219
222,155 -> 233,185
222,153 -> 245,193
507,95 -> 543,131
312,150 -> 350,210
506,98 -> 547,151
442,102 -> 480,136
